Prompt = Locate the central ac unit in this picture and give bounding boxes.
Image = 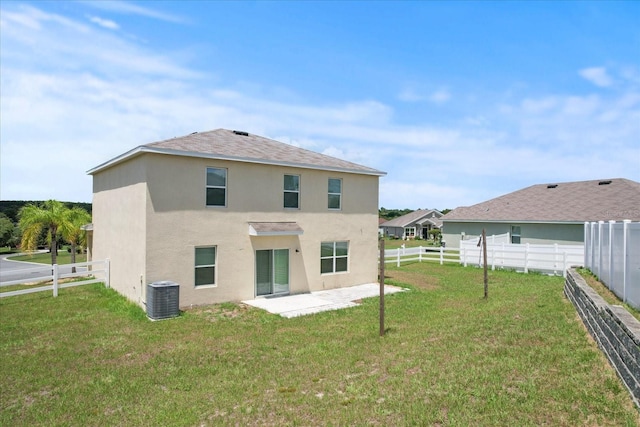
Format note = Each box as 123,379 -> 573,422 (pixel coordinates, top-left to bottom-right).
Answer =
146,281 -> 180,320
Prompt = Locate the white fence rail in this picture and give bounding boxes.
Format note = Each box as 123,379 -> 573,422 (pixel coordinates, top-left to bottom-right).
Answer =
585,220 -> 640,310
381,240 -> 584,277
462,232 -> 511,245
381,245 -> 461,267
0,259 -> 110,298
459,241 -> 584,277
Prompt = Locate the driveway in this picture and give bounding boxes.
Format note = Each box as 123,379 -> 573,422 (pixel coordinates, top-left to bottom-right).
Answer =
0,252 -> 86,284
242,283 -> 406,318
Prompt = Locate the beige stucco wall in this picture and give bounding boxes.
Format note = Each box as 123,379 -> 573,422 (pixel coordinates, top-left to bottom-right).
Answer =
93,152 -> 380,308
442,221 -> 584,248
91,157 -> 147,303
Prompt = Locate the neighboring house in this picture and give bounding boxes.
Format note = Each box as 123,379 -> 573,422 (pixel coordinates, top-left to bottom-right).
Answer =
87,129 -> 385,308
441,178 -> 640,248
380,209 -> 443,240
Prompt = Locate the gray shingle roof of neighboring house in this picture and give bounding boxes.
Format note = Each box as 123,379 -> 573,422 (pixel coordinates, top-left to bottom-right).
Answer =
417,216 -> 443,228
381,209 -> 442,228
442,178 -> 640,223
88,129 -> 386,176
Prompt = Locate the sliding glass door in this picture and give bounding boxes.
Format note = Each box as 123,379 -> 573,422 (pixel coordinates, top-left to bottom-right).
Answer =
256,249 -> 289,296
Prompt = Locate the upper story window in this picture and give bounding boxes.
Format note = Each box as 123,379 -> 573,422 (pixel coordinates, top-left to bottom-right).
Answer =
328,178 -> 342,210
284,174 -> 300,209
511,225 -> 521,244
206,167 -> 227,207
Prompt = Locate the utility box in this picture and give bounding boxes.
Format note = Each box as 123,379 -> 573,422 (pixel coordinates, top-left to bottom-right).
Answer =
146,281 -> 180,320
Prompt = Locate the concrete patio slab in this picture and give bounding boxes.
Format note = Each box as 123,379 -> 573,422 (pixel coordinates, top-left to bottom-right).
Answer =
242,283 -> 406,318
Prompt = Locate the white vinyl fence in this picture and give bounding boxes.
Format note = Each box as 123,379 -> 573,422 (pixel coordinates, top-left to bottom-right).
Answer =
585,220 -> 640,310
0,259 -> 110,298
459,239 -> 583,277
380,235 -> 584,277
381,245 -> 461,267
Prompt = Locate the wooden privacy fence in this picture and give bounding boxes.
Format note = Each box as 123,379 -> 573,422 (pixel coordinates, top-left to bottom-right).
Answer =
0,259 -> 110,298
380,241 -> 584,277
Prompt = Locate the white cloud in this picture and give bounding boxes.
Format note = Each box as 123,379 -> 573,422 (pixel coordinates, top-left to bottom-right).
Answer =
429,88 -> 451,103
579,67 -> 614,87
397,87 -> 451,104
398,88 -> 424,102
88,16 -> 119,30
80,0 -> 186,24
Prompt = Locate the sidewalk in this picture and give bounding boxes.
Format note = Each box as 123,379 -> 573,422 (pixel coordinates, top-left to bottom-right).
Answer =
242,283 -> 406,318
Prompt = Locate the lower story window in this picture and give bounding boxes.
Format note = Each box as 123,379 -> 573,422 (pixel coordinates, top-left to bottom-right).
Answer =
511,226 -> 521,244
321,241 -> 348,274
404,227 -> 416,238
195,246 -> 216,286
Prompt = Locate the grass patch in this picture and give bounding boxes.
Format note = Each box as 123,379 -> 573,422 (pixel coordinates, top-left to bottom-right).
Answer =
577,268 -> 640,321
382,238 -> 440,249
1,264 -> 638,426
7,251 -> 87,265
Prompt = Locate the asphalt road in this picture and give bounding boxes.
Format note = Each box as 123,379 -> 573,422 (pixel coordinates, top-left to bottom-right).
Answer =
0,253 -> 86,284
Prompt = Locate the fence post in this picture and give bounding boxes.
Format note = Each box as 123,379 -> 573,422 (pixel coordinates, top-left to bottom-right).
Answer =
622,220 -> 630,303
105,259 -> 111,288
397,248 -> 400,267
440,246 -> 444,265
584,222 -> 590,269
597,221 -> 605,277
463,247 -> 467,267
53,264 -> 59,297
608,220 -> 615,286
562,251 -> 567,278
590,222 -> 596,270
419,246 -> 423,263
524,244 -> 529,274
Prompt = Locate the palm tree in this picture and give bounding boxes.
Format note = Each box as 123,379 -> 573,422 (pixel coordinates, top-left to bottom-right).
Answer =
19,200 -> 71,265
60,207 -> 92,272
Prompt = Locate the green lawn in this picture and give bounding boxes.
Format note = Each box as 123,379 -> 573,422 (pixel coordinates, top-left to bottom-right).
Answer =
382,238 -> 440,249
1,263 -> 638,426
7,250 -> 87,265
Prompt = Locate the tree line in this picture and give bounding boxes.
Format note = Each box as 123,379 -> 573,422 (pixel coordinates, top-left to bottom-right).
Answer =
0,200 -> 92,265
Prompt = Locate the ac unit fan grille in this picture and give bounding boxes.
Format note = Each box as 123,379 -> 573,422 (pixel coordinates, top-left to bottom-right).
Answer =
147,281 -> 179,320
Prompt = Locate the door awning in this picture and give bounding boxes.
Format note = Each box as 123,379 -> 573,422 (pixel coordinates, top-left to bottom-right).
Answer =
249,222 -> 304,236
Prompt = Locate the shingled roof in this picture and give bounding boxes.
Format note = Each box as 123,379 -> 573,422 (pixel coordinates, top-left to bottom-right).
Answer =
381,209 -> 442,228
88,129 -> 385,176
442,178 -> 640,223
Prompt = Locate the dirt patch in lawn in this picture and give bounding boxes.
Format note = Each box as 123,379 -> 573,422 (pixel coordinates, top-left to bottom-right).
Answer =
385,269 -> 439,290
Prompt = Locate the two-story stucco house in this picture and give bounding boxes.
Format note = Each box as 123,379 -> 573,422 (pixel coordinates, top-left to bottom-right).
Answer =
87,129 -> 386,308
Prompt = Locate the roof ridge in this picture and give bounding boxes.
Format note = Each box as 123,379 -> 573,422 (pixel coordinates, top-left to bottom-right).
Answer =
89,128 -> 386,177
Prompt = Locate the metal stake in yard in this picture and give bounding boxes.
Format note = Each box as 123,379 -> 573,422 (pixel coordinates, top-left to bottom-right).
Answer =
481,229 -> 488,299
379,237 -> 385,336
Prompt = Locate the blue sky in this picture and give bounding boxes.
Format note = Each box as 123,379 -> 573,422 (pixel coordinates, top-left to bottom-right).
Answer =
1,1 -> 639,210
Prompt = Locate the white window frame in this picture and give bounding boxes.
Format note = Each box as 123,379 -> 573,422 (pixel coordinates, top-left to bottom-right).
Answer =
404,227 -> 416,238
320,241 -> 349,274
328,178 -> 342,210
206,167 -> 227,207
283,174 -> 300,209
511,225 -> 521,244
195,246 -> 217,288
